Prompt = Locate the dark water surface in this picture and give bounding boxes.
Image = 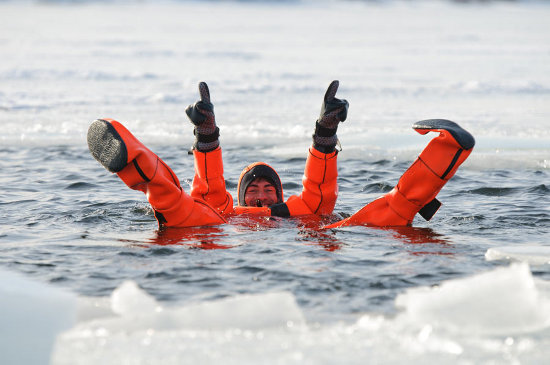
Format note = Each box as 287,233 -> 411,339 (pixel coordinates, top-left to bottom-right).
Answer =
1,145 -> 549,320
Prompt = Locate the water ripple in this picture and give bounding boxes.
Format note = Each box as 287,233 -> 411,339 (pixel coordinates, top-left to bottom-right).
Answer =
1,145 -> 549,320
65,181 -> 96,190
469,187 -> 519,196
361,182 -> 394,193
528,184 -> 549,194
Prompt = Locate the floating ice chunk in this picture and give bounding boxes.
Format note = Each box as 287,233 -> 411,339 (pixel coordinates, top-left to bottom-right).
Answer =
108,280 -> 304,330
75,296 -> 114,322
53,271 -> 550,365
395,263 -> 550,335
111,280 -> 159,316
166,291 -> 305,330
486,246 -> 550,265
54,289 -> 306,364
0,268 -> 76,365
53,290 -> 310,365
66,282 -> 304,333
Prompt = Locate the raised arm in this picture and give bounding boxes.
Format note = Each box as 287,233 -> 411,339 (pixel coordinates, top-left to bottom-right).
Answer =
186,82 -> 234,215
285,80 -> 349,216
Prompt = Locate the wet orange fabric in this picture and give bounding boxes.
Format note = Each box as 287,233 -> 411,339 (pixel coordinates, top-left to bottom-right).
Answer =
191,147 -> 234,215
192,146 -> 338,218
324,126 -> 473,228
106,119 -> 472,229
300,148 -> 339,215
232,206 -> 272,216
107,120 -> 227,228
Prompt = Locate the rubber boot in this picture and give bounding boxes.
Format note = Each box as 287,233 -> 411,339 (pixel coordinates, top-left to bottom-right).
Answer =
87,119 -> 226,228
324,119 -> 475,228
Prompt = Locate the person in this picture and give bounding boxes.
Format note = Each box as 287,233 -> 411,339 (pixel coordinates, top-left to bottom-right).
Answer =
87,81 -> 475,230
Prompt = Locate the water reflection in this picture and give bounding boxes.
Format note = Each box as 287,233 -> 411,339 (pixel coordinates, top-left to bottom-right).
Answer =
386,226 -> 454,256
296,215 -> 346,251
149,226 -> 233,249
143,216 -> 450,254
386,226 -> 449,245
296,228 -> 345,251
145,214 -> 347,251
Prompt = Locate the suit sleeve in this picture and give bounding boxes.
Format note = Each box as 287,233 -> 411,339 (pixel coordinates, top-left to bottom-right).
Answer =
283,147 -> 338,216
191,147 -> 234,215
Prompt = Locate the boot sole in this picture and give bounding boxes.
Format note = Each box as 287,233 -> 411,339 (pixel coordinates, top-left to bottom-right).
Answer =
87,119 -> 128,173
413,119 -> 475,150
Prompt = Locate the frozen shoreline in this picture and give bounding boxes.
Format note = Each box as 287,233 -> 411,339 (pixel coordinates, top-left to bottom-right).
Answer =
4,260 -> 550,364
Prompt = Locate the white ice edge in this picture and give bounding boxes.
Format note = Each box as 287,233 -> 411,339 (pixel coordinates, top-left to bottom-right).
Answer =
2,261 -> 550,364
486,246 -> 550,265
53,263 -> 550,363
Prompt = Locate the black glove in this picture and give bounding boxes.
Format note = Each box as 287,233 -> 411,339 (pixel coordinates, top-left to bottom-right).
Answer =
185,82 -> 219,152
313,80 -> 348,153
317,80 -> 348,129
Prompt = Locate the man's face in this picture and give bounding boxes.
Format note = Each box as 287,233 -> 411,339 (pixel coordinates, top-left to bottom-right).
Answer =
244,177 -> 278,207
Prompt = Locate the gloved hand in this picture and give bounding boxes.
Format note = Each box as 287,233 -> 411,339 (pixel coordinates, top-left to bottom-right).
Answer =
317,80 -> 348,129
186,82 -> 219,152
313,80 -> 348,153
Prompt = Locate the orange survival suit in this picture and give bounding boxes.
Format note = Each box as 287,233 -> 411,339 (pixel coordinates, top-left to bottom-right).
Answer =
87,82 -> 474,229
191,146 -> 339,219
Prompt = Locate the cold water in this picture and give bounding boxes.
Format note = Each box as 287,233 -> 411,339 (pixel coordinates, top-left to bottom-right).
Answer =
0,1 -> 549,364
